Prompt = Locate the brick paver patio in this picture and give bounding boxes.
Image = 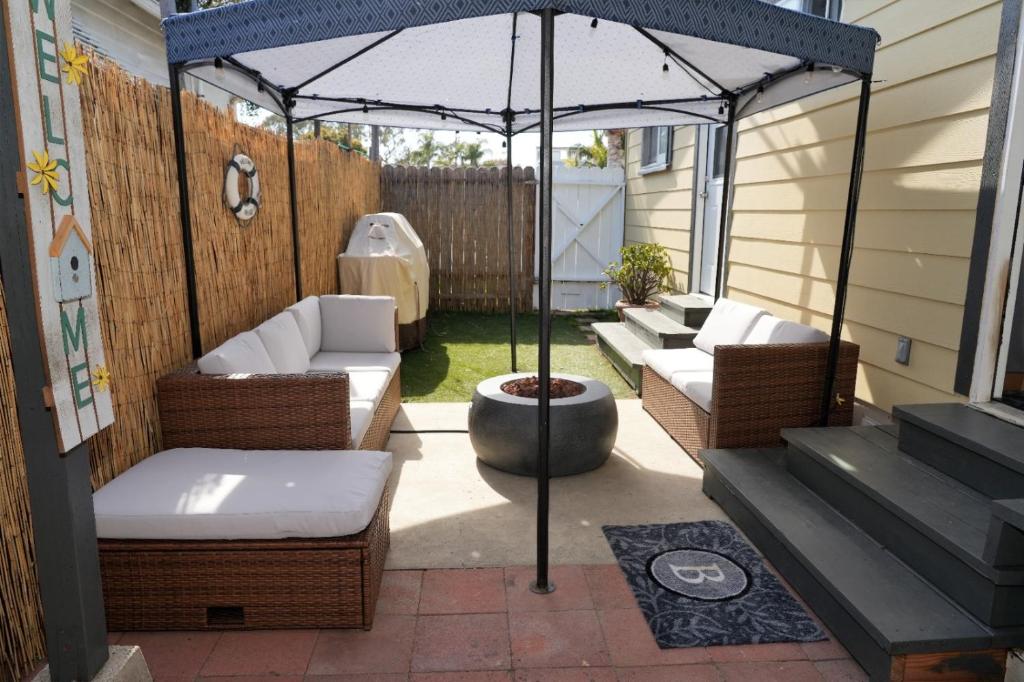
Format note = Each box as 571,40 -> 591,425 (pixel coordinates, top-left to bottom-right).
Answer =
108,565 -> 865,681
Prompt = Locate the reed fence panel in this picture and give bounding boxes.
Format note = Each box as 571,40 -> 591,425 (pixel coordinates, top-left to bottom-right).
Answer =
381,165 -> 535,313
0,286 -> 46,682
297,140 -> 382,296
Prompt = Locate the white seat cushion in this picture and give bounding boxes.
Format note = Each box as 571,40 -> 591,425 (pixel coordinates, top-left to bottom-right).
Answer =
309,351 -> 401,377
320,295 -> 397,353
197,331 -> 276,375
346,370 -> 392,405
642,348 -> 714,381
670,371 -> 714,412
743,316 -> 829,345
349,400 -> 376,448
93,448 -> 392,540
255,312 -> 310,374
693,298 -> 768,355
286,296 -> 323,358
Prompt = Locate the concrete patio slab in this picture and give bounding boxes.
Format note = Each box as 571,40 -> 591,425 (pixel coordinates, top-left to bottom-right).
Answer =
385,399 -> 726,569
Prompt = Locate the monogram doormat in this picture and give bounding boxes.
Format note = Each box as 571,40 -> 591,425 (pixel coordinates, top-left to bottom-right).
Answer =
602,521 -> 825,649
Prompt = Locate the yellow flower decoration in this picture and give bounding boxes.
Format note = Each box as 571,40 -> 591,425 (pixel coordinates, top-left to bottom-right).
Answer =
27,149 -> 59,195
60,43 -> 89,86
92,364 -> 111,392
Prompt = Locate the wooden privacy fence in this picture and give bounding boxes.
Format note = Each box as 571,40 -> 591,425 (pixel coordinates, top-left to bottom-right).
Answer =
381,165 -> 535,313
0,60 -> 381,680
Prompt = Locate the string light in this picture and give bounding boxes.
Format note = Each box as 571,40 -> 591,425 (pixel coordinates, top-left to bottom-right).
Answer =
214,57 -> 223,69
590,17 -> 598,28
756,85 -> 765,104
803,63 -> 815,84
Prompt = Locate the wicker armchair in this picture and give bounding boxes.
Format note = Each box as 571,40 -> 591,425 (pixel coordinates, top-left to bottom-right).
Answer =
642,341 -> 859,464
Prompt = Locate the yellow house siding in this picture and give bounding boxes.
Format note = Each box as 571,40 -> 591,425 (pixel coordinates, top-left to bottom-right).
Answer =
623,0 -> 1002,413
625,127 -> 697,292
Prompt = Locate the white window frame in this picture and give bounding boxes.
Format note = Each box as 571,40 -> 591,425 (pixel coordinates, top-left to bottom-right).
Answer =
639,126 -> 673,175
968,2 -> 1024,426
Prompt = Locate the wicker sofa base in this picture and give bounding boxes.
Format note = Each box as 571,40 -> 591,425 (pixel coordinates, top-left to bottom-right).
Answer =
642,366 -> 711,463
98,486 -> 391,631
641,341 -> 858,466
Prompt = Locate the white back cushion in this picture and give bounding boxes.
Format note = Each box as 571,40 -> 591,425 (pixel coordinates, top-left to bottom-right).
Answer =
255,312 -> 310,374
693,298 -> 767,355
197,331 -> 276,375
744,316 -> 829,345
320,295 -> 397,353
287,296 -> 322,358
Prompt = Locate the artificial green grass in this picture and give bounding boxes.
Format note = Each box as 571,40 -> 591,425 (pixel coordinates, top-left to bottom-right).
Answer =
400,310 -> 634,402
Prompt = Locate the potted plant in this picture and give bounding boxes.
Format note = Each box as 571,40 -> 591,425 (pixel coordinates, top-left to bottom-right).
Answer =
602,243 -> 672,321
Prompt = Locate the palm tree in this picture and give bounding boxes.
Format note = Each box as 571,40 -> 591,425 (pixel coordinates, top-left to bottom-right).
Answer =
566,131 -> 608,168
459,141 -> 487,167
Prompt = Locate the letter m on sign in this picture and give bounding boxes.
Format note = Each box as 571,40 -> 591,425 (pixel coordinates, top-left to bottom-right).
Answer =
61,306 -> 88,355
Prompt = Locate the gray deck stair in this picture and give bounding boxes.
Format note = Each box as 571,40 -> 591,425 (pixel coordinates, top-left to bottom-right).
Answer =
623,307 -> 698,350
702,448 -> 1010,682
894,403 -> 1024,499
657,293 -> 713,328
782,426 -> 1024,627
592,321 -> 651,392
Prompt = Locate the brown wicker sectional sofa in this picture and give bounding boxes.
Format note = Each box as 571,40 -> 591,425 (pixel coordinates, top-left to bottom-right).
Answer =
95,295 -> 402,631
642,298 -> 859,463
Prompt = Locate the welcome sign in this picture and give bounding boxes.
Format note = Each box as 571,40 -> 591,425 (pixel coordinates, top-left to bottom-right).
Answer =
3,0 -> 114,452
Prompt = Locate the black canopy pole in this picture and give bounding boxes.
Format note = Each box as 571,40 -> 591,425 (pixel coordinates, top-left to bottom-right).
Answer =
820,76 -> 872,425
507,130 -> 518,372
713,97 -> 737,300
531,6 -> 556,596
285,109 -> 304,301
168,62 -> 203,359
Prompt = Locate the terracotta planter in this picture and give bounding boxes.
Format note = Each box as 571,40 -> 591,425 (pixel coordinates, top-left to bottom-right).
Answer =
615,299 -> 660,322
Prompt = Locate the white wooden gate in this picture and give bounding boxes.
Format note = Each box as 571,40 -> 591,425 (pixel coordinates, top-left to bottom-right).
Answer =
535,165 -> 625,310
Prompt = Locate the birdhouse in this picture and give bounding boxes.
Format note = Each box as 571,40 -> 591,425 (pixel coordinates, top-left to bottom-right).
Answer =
49,215 -> 93,302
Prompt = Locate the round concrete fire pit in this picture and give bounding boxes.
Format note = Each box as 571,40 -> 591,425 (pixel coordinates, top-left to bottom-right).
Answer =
469,372 -> 617,477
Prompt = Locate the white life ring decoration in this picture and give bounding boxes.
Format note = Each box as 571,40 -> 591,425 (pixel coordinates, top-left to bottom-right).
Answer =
224,153 -> 260,221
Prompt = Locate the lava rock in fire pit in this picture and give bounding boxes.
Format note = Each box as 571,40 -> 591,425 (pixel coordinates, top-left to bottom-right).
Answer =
469,373 -> 617,477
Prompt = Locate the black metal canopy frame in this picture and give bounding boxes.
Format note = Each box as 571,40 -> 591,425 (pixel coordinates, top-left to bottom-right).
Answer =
164,5 -> 873,594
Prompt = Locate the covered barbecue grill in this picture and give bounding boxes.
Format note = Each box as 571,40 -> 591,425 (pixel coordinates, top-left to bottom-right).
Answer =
339,212 -> 430,350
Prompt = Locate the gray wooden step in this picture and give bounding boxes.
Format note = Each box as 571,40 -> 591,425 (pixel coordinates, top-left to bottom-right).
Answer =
623,307 -> 697,350
701,448 -> 1007,682
657,293 -> 713,328
894,403 -> 1024,498
782,426 -> 1024,627
592,321 -> 649,393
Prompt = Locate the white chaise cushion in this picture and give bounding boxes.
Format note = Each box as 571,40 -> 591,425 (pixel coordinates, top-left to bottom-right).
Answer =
309,351 -> 401,377
286,296 -> 322,358
693,298 -> 768,355
670,371 -> 714,412
744,316 -> 829,345
255,312 -> 310,374
197,331 -> 276,375
349,400 -> 376,448
642,348 -> 714,381
93,448 -> 392,540
320,295 -> 397,353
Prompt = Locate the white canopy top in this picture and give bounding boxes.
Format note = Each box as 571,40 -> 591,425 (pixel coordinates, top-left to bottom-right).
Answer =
163,0 -> 878,133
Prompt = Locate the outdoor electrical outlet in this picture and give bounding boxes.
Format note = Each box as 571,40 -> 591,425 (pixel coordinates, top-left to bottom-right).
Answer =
896,336 -> 912,365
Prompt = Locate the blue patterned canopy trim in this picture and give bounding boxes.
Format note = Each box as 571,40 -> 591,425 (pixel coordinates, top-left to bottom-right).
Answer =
163,0 -> 877,75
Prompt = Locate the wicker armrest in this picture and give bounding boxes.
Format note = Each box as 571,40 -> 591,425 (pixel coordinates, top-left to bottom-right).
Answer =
157,366 -> 352,450
708,341 -> 859,448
